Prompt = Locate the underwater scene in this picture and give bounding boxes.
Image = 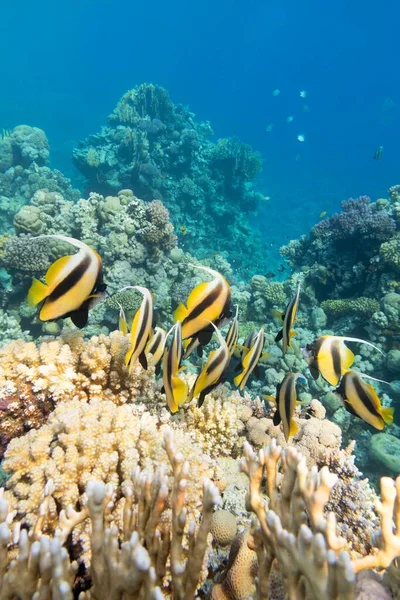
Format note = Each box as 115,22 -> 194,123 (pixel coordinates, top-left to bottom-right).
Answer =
1,0 -> 400,598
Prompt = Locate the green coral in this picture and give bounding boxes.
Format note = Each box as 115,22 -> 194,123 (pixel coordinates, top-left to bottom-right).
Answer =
380,235 -> 400,272
370,433 -> 400,473
211,137 -> 262,182
321,297 -> 379,317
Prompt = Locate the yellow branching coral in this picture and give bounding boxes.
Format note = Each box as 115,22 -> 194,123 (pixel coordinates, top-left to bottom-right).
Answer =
0,430 -> 221,599
2,396 -> 223,568
183,385 -> 248,458
0,330 -> 158,406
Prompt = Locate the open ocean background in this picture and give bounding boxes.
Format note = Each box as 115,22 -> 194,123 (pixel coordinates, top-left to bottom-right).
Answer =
1,0 -> 399,253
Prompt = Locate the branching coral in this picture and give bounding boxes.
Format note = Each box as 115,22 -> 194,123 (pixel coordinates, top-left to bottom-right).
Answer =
0,430 -> 221,599
226,440 -> 399,600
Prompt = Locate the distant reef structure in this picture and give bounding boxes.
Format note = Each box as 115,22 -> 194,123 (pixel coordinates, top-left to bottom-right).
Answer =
0,125 -> 80,232
72,83 -> 267,276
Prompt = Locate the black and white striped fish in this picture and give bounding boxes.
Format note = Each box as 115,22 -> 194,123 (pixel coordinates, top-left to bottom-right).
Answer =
190,322 -> 230,407
234,327 -> 265,391
303,335 -> 384,386
27,234 -> 106,328
275,282 -> 301,354
162,321 -> 188,413
145,327 -> 167,374
225,304 -> 239,357
174,265 -> 231,355
264,372 -> 307,441
124,286 -> 153,373
335,370 -> 394,430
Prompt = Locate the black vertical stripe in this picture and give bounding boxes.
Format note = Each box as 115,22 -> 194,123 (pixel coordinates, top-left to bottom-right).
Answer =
283,378 -> 293,428
350,374 -> 381,417
48,254 -> 92,301
207,348 -> 228,375
131,299 -> 150,355
331,341 -> 342,381
183,281 -> 223,324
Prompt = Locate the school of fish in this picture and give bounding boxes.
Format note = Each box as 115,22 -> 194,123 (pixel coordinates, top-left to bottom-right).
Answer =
28,234 -> 394,441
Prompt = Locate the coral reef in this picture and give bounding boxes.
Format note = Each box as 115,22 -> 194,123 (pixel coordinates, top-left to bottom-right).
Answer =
0,430 -> 221,598
2,435 -> 400,599
72,83 -> 267,276
0,189 -> 199,335
0,126 -> 79,234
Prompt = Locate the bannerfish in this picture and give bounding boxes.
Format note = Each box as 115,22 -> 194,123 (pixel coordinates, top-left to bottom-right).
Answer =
174,265 -> 231,350
264,372 -> 307,441
234,327 -> 265,391
233,330 -> 258,360
335,370 -> 394,430
190,322 -> 230,407
124,286 -> 153,373
145,326 -> 167,374
303,335 -> 385,386
27,234 -> 106,328
274,282 -> 301,354
373,146 -> 383,160
225,305 -> 239,357
162,321 -> 188,413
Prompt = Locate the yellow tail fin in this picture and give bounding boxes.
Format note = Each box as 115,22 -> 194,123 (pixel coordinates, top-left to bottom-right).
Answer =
172,376 -> 188,407
27,278 -> 49,307
381,407 -> 395,426
289,419 -> 299,438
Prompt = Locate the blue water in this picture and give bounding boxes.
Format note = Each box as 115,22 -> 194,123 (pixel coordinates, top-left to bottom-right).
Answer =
1,0 -> 399,248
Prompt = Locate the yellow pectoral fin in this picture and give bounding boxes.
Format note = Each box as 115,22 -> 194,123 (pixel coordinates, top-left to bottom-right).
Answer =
183,338 -> 191,349
381,407 -> 395,426
27,278 -> 49,306
259,352 -> 272,364
271,309 -> 284,321
174,303 -> 188,323
45,255 -> 74,285
262,395 -> 276,403
129,307 -> 142,342
290,330 -> 297,337
289,419 -> 299,438
172,375 -> 188,407
187,282 -> 209,308
317,351 -> 339,386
